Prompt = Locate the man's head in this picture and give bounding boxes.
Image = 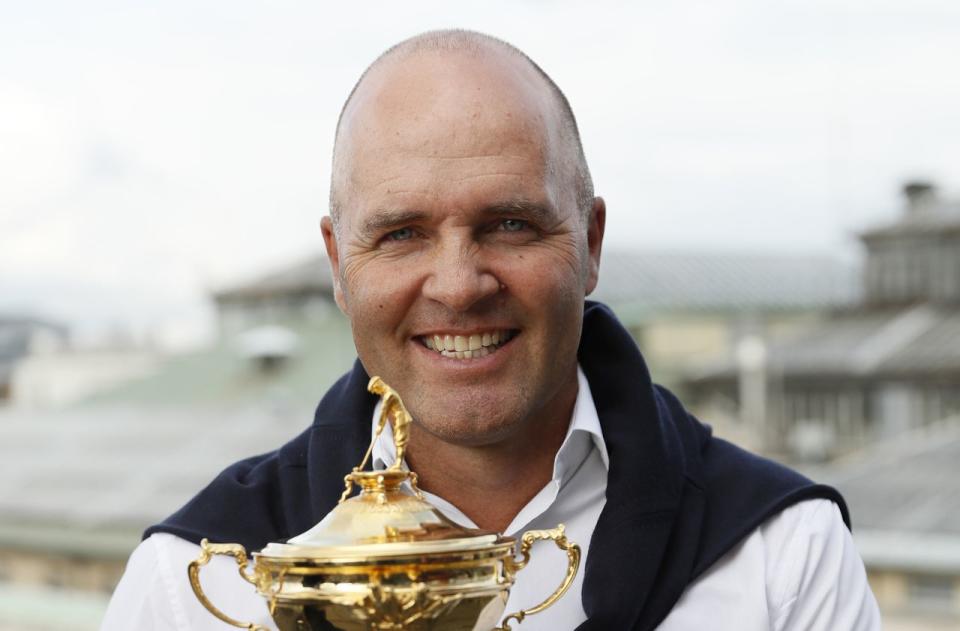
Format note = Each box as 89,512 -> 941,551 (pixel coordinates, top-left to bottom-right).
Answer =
321,29 -> 605,448
329,30 -> 595,231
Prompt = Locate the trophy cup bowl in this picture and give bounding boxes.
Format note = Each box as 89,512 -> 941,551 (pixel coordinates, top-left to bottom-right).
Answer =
188,377 -> 581,631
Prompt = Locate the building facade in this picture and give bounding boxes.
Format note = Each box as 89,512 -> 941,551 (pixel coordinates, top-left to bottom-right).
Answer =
687,182 -> 960,458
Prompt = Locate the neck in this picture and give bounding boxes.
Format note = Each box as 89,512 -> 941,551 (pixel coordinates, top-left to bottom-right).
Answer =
405,378 -> 578,533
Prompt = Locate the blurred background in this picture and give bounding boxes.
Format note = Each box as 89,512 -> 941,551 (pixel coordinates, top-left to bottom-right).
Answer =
2,1 -> 960,629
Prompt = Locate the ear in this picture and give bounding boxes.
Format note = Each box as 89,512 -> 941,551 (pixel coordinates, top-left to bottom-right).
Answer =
320,216 -> 349,314
584,196 -> 606,295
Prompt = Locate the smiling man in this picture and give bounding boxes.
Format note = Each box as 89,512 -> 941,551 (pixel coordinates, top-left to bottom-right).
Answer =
102,31 -> 880,630
321,35 -> 603,535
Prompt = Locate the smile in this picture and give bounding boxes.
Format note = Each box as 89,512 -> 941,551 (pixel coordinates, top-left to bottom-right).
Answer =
420,330 -> 517,359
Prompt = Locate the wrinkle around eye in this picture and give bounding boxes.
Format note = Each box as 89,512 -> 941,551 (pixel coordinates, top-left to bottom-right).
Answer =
373,230 -> 430,258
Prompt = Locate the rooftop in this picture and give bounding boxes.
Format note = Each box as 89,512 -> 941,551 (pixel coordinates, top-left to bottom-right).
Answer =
815,421 -> 960,572
0,317 -> 67,363
692,305 -> 960,380
860,183 -> 960,240
0,317 -> 359,556
80,316 -> 355,408
213,255 -> 335,302
824,420 -> 960,536
592,249 -> 860,320
0,404 -> 316,557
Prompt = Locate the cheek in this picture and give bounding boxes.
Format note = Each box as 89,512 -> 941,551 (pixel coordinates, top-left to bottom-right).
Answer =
340,258 -> 419,337
498,246 -> 587,308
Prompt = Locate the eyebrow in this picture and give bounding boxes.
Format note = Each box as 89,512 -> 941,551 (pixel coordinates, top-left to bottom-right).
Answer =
358,199 -> 559,238
480,200 -> 558,225
360,209 -> 430,239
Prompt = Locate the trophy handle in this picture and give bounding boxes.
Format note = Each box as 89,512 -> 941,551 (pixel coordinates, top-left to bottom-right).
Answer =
496,524 -> 581,631
187,538 -> 270,631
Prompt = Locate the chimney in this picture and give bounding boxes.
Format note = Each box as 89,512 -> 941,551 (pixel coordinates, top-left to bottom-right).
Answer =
903,180 -> 938,214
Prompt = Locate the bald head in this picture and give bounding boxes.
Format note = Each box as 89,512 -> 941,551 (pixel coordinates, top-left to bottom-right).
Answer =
328,30 -> 594,228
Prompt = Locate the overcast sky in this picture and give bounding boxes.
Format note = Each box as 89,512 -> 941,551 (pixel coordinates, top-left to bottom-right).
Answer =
2,1 -> 959,347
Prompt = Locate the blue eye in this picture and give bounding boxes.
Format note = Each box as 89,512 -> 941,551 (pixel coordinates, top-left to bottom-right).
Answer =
500,219 -> 527,232
385,228 -> 414,241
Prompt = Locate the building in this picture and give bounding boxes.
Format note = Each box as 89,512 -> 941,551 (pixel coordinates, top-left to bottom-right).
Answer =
212,255 -> 337,336
821,420 -> 960,629
592,249 -> 858,387
0,317 -> 68,403
686,182 -> 960,458
0,253 -> 354,630
0,406 -> 309,630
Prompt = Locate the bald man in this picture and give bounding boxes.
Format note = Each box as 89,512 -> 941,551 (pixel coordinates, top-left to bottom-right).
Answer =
102,31 -> 880,630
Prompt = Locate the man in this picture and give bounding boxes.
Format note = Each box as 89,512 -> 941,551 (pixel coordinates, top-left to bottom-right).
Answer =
102,30 -> 880,630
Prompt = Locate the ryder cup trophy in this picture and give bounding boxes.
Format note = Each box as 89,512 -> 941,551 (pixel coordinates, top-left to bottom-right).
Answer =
188,376 -> 581,630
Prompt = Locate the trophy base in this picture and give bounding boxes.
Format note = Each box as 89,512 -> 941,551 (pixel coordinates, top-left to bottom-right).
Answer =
270,591 -> 508,631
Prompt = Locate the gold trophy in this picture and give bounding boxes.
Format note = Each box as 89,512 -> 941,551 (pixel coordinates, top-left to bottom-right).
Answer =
188,376 -> 581,630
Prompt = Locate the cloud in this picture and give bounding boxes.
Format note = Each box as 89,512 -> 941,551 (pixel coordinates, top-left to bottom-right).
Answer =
0,81 -> 83,214
1,0 -> 959,342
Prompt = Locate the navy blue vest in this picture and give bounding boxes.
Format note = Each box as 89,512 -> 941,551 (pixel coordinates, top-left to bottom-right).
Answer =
147,302 -> 848,630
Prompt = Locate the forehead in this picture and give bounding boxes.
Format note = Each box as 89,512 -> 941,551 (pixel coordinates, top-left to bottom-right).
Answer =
335,50 -> 566,216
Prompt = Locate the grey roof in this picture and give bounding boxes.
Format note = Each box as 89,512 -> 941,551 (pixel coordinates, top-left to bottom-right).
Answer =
592,250 -> 860,319
0,316 -> 67,362
693,305 -> 960,380
816,421 -> 960,571
0,317 -> 360,557
823,421 -> 960,536
81,316 -> 356,408
0,403 -> 317,557
213,254 -> 335,302
860,199 -> 960,240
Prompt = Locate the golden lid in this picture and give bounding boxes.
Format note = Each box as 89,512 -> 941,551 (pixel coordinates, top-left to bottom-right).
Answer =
261,469 -> 502,559
259,377 -> 505,561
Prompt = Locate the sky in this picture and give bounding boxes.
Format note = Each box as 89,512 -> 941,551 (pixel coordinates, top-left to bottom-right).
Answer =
2,1 -> 959,348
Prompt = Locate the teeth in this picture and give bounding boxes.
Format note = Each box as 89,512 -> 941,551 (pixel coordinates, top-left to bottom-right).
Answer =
423,330 -> 514,358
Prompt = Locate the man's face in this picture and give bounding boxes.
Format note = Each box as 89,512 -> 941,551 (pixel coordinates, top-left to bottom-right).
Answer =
323,51 -> 604,447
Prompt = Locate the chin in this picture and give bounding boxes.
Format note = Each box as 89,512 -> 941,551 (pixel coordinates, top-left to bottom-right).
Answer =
413,401 -> 527,447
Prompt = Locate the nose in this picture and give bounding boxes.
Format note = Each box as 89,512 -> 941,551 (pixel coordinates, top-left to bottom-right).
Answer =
421,240 -> 501,312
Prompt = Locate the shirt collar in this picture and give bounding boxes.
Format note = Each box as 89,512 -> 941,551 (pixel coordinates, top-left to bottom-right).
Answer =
372,365 -> 609,482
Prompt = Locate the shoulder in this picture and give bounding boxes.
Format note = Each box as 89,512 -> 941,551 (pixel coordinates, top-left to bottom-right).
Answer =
693,438 -> 850,577
662,395 -> 851,578
661,499 -> 880,631
101,534 -> 275,630
759,499 -> 881,630
699,434 -> 850,528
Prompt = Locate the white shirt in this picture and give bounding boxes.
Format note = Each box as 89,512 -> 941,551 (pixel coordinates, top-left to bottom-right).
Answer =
366,367 -> 608,630
102,368 -> 880,630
